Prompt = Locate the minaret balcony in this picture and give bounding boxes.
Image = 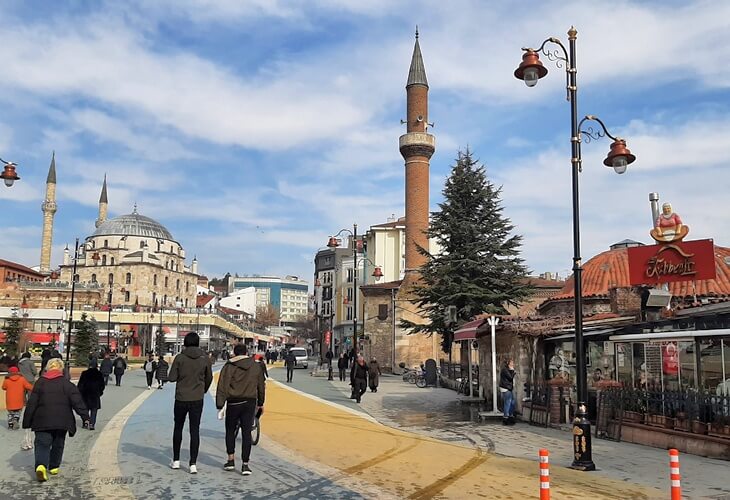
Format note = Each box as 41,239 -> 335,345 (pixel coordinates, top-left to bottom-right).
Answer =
399,132 -> 435,159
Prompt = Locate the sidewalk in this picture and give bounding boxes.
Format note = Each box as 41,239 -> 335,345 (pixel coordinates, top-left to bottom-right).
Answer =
267,367 -> 661,499
287,371 -> 730,500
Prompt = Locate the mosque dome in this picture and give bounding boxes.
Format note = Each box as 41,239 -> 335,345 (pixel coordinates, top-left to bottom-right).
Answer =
92,209 -> 174,240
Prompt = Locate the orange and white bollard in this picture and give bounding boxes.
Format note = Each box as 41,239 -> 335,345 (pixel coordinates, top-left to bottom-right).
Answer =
669,448 -> 681,500
539,448 -> 550,500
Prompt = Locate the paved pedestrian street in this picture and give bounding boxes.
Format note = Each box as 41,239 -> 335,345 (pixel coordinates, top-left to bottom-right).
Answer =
2,364 -> 730,499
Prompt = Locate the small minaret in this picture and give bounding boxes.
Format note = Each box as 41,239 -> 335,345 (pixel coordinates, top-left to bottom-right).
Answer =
63,245 -> 70,266
399,28 -> 435,278
39,152 -> 58,274
191,256 -> 199,275
96,174 -> 108,228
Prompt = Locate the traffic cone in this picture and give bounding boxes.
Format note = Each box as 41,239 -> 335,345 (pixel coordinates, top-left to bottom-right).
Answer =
539,448 -> 550,500
669,449 -> 681,500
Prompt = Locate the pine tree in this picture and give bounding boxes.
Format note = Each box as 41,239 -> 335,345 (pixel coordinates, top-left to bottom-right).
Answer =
4,312 -> 22,356
401,148 -> 532,353
156,328 -> 166,356
73,313 -> 99,366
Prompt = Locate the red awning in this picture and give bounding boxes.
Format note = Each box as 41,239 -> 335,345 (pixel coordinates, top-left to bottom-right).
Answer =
0,332 -> 56,344
453,319 -> 485,341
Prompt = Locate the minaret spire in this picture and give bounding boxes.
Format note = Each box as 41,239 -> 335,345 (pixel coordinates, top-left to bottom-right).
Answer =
40,152 -> 58,273
407,27 -> 428,88
96,174 -> 109,228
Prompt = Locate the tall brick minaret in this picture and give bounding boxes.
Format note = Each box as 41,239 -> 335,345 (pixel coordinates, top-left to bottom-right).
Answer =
39,152 -> 58,274
96,174 -> 108,228
399,28 -> 435,281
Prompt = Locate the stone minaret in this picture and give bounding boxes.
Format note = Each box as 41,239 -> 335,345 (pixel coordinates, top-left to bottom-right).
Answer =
399,28 -> 435,280
39,152 -> 58,274
96,174 -> 108,228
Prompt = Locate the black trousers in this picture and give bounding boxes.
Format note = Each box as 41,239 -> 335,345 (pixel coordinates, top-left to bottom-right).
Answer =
35,430 -> 66,469
114,372 -> 123,386
353,379 -> 367,403
286,366 -> 294,382
339,368 -> 347,381
172,399 -> 203,464
102,374 -> 110,386
225,399 -> 256,462
145,372 -> 154,387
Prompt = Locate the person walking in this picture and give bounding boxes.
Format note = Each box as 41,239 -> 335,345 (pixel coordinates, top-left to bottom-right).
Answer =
156,356 -> 169,389
112,355 -> 127,386
18,352 -> 38,385
22,358 -> 89,482
350,356 -> 369,403
254,353 -> 269,380
284,350 -> 296,383
99,352 -> 113,386
216,344 -> 265,476
143,354 -> 157,390
337,353 -> 348,382
168,332 -> 212,474
499,358 -> 516,425
77,361 -> 104,431
3,366 -> 33,429
40,349 -> 51,373
264,350 -> 271,365
368,357 -> 381,393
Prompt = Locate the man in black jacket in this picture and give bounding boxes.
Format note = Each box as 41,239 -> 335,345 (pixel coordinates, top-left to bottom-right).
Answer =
168,332 -> 212,474
350,355 -> 369,403
499,358 -> 516,425
216,344 -> 265,476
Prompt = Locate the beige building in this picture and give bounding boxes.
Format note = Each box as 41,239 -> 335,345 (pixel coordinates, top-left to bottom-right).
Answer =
59,180 -> 199,309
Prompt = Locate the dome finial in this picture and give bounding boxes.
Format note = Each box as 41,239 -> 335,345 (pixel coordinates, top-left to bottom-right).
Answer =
132,203 -> 138,215
415,25 -> 419,39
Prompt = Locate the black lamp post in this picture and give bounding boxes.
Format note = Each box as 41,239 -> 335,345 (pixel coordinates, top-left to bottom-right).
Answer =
0,157 -> 20,187
515,26 -> 636,471
64,238 -> 80,378
328,225 -> 359,358
106,285 -> 113,350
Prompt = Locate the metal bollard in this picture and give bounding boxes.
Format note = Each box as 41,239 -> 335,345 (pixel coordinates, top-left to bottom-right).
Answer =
669,449 -> 681,500
539,448 -> 550,500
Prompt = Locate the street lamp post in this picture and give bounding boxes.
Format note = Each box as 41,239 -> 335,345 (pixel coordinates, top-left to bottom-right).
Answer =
514,26 -> 636,471
64,238 -> 80,378
0,157 -> 20,187
106,285 -> 113,350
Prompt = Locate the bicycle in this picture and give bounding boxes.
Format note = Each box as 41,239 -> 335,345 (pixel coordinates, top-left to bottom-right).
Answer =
415,373 -> 427,388
251,416 -> 261,446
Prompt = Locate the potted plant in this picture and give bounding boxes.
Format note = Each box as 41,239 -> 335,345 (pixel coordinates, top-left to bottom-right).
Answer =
708,415 -> 730,438
674,411 -> 691,432
691,419 -> 708,435
622,391 -> 645,423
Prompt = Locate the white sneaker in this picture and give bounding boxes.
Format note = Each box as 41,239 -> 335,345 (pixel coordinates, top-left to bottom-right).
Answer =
189,464 -> 197,474
170,460 -> 180,470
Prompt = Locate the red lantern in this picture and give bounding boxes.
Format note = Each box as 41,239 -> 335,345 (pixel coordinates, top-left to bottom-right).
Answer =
372,266 -> 384,280
327,237 -> 340,248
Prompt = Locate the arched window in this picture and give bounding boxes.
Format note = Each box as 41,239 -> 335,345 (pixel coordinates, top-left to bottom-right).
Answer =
91,240 -> 95,249
185,282 -> 190,292
104,239 -> 108,248
108,273 -> 114,285
152,292 -> 157,305
73,274 -> 80,283
164,276 -> 169,287
91,273 -> 97,283
124,290 -> 130,302
102,255 -> 107,266
176,279 -> 180,290
110,257 -> 115,265
153,275 -> 158,286
163,294 -> 167,305
140,240 -> 145,249
126,272 -> 131,284
185,298 -> 188,307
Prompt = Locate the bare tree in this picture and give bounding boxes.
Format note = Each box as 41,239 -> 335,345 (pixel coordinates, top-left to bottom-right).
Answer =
255,304 -> 280,328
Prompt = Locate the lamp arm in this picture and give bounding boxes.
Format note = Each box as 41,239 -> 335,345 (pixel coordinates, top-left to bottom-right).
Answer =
332,228 -> 354,239
578,115 -> 620,144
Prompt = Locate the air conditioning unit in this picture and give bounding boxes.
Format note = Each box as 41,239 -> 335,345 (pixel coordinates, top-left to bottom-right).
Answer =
646,288 -> 672,308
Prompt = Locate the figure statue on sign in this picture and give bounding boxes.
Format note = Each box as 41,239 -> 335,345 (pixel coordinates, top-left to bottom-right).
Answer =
650,202 -> 689,243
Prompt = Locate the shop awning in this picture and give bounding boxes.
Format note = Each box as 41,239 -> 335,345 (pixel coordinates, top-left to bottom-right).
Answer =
454,319 -> 485,341
546,328 -> 620,341
609,328 -> 730,342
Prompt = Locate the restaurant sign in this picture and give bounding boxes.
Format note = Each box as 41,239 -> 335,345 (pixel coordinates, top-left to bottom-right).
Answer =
627,239 -> 716,286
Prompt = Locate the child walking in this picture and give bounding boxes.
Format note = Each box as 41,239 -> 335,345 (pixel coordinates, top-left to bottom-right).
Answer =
3,366 -> 33,430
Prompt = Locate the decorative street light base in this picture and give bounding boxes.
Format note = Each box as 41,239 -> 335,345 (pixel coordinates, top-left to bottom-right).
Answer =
570,402 -> 596,471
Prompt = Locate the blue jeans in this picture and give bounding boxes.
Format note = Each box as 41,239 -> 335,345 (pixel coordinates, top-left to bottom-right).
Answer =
35,430 -> 66,469
501,390 -> 514,418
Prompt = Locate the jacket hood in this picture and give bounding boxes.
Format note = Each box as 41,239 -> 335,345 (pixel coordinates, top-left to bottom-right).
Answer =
183,346 -> 206,359
6,374 -> 22,381
229,355 -> 254,370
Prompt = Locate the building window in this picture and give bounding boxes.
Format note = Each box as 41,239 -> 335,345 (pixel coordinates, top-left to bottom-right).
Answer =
185,282 -> 189,292
102,255 -> 107,265
346,306 -> 353,321
91,273 -> 97,283
108,273 -> 114,285
176,279 -> 180,290
152,292 -> 157,305
164,276 -> 169,287
140,240 -> 145,249
378,304 -> 389,320
347,287 -> 353,301
153,275 -> 158,286
125,290 -> 130,302
126,272 -> 131,284
110,257 -> 115,265
73,274 -> 79,283
104,239 -> 108,248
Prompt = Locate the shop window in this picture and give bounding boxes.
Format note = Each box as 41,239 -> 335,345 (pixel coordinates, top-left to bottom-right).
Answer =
721,339 -> 730,396
699,338 -> 724,391
678,341 -> 696,390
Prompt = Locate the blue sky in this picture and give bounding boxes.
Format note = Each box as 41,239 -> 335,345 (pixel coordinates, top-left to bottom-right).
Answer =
1,0 -> 729,285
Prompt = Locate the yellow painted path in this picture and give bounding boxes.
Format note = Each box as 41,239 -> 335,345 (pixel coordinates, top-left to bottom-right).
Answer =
261,380 -> 664,499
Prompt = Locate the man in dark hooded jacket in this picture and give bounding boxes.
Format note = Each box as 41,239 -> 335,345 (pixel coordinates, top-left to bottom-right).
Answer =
216,343 -> 265,476
167,332 -> 212,474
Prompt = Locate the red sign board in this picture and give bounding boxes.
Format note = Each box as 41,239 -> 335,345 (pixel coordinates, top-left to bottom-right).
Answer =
324,330 -> 331,346
627,239 -> 716,286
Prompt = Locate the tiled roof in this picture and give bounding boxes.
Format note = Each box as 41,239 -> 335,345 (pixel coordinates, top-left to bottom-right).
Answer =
545,244 -> 730,302
371,217 -> 406,229
360,280 -> 403,291
196,294 -> 215,307
0,259 -> 44,277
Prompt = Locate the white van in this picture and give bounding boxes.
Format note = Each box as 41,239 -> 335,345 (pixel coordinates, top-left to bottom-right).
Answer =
289,347 -> 308,369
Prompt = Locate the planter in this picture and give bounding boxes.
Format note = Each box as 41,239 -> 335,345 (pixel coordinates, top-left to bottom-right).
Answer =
674,413 -> 691,432
622,410 -> 644,423
691,420 -> 708,435
708,423 -> 730,438
645,414 -> 674,429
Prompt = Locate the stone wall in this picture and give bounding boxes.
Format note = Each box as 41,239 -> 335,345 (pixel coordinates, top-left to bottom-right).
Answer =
0,283 -> 101,309
609,287 -> 642,315
361,289 -> 395,372
539,297 -> 612,318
